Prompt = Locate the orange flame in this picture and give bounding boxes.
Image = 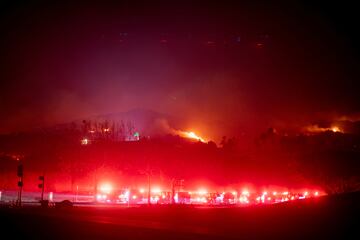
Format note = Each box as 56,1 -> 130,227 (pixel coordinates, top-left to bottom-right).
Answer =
305,125 -> 343,134
181,131 -> 205,142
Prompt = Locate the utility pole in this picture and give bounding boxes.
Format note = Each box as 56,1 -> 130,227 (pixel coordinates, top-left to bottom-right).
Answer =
147,170 -> 151,205
38,175 -> 45,202
75,185 -> 79,202
171,179 -> 176,204
145,161 -> 155,206
17,162 -> 23,207
94,174 -> 98,203
141,158 -> 152,206
127,189 -> 130,207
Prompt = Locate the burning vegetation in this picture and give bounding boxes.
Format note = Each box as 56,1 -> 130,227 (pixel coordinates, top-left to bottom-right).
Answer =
179,131 -> 206,142
0,117 -> 359,198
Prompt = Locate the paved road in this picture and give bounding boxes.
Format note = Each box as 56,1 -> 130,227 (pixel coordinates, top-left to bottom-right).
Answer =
1,193 -> 359,239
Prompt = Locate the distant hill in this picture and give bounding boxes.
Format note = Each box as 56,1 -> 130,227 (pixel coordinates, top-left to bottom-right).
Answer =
49,108 -> 186,137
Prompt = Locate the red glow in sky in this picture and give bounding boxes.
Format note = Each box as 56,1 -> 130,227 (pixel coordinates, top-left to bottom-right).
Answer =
0,1 -> 359,140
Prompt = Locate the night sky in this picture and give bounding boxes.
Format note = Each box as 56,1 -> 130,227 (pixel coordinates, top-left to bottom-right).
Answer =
1,1 -> 359,140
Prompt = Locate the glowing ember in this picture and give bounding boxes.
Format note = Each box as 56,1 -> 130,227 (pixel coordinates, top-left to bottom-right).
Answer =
331,126 -> 340,133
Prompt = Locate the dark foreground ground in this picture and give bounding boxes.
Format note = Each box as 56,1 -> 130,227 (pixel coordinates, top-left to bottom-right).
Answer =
0,192 -> 359,240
